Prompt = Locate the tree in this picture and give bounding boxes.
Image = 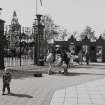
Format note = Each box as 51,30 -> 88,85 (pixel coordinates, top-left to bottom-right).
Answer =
41,15 -> 69,41
41,15 -> 59,41
57,28 -> 68,41
80,26 -> 96,41
101,31 -> 105,39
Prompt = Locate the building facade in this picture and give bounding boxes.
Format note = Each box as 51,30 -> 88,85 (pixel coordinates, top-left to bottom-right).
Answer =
54,35 -> 105,62
0,19 -> 5,69
6,11 -> 21,49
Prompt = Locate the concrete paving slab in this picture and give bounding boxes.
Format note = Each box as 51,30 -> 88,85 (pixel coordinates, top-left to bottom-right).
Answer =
50,78 -> 105,105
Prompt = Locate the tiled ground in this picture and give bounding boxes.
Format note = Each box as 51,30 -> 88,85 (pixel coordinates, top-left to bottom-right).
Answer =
0,63 -> 105,105
50,78 -> 105,105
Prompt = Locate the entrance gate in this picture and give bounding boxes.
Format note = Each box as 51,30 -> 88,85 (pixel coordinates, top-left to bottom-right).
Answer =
4,26 -> 34,67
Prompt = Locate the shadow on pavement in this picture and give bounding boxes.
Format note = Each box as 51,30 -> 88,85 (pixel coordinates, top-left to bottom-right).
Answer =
64,72 -> 105,76
73,66 -> 93,68
9,92 -> 33,98
0,70 -> 45,79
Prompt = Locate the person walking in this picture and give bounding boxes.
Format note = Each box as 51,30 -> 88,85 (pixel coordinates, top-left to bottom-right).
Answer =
85,51 -> 90,65
70,51 -> 74,67
46,52 -> 54,75
78,50 -> 83,65
2,69 -> 12,95
61,50 -> 69,74
66,51 -> 71,68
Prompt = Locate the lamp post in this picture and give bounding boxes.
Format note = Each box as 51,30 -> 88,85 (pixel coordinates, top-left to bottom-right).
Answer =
19,32 -> 22,66
36,14 -> 44,65
33,14 -> 45,65
33,19 -> 38,65
36,14 -> 42,63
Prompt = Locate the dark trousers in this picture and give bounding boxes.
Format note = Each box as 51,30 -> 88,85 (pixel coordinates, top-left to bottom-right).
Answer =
86,59 -> 89,64
2,83 -> 10,94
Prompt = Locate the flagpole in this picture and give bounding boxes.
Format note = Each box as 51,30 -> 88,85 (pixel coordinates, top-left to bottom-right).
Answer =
36,0 -> 38,15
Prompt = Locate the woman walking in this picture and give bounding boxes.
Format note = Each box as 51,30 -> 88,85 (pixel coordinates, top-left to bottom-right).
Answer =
46,52 -> 54,75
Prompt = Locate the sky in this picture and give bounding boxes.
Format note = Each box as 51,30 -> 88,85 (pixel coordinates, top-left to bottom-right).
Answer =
1,0 -> 105,36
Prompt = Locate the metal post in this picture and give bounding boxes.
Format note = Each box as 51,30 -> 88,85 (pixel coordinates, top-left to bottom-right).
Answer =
36,0 -> 38,15
33,19 -> 38,65
36,15 -> 41,65
19,33 -> 22,66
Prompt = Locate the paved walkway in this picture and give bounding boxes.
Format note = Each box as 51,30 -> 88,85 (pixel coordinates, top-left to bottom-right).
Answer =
0,63 -> 105,105
0,74 -> 54,105
50,78 -> 105,105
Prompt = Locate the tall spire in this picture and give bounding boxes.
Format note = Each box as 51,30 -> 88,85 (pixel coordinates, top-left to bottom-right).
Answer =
13,11 -> 17,17
11,10 -> 19,25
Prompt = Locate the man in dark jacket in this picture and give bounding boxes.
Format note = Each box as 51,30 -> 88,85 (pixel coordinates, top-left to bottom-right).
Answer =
61,51 -> 69,67
86,51 -> 90,65
61,51 -> 69,74
2,69 -> 12,95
